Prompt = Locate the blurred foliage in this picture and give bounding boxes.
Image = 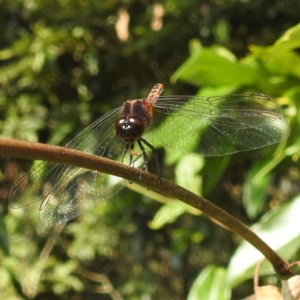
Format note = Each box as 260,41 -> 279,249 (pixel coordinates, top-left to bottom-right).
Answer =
187,265 -> 230,300
1,0 -> 300,299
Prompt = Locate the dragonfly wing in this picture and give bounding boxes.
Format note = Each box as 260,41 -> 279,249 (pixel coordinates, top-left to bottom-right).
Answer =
9,107 -> 131,227
151,95 -> 290,156
38,163 -> 127,227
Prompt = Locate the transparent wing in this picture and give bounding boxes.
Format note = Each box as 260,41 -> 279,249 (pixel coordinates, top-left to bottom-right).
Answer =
150,94 -> 290,156
9,106 -> 148,227
9,93 -> 290,227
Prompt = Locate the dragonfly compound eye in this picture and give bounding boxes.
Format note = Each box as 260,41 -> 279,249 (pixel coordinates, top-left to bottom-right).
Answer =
115,116 -> 146,143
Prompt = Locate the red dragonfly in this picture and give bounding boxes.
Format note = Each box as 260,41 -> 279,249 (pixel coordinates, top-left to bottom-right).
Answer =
9,83 -> 290,227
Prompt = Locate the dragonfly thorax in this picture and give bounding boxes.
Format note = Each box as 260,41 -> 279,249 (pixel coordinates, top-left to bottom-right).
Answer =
114,116 -> 146,143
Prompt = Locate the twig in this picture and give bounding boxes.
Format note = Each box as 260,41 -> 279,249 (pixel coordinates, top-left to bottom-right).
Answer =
0,138 -> 292,276
77,267 -> 123,300
23,223 -> 65,298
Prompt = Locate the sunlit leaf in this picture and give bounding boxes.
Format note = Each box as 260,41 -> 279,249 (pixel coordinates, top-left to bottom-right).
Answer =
270,23 -> 300,56
175,153 -> 204,195
187,265 -> 231,300
227,194 -> 300,288
149,200 -> 191,229
171,45 -> 258,87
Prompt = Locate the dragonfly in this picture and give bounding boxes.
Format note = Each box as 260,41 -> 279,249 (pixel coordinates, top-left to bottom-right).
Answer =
9,83 -> 290,227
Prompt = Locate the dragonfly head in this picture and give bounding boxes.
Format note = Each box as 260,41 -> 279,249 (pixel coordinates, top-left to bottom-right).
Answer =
114,116 -> 146,143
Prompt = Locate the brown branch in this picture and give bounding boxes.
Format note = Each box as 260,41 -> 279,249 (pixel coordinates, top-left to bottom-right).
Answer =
77,267 -> 123,300
0,138 -> 292,276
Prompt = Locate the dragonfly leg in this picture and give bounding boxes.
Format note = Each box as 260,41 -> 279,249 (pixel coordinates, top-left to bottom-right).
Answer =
121,143 -> 130,164
130,143 -> 143,168
140,138 -> 160,177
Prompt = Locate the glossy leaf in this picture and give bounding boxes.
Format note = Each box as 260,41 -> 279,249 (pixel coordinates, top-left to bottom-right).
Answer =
227,194 -> 300,288
187,265 -> 231,300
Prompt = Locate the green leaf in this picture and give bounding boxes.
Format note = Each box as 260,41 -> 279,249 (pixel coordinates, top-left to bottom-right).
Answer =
187,265 -> 231,300
270,23 -> 300,56
188,39 -> 203,56
250,24 -> 300,60
227,194 -> 300,288
149,200 -> 192,229
197,85 -> 240,97
243,166 -> 270,220
48,122 -> 74,145
175,153 -> 204,195
171,45 -> 258,87
265,52 -> 300,78
164,148 -> 186,165
243,141 -> 290,219
201,156 -> 230,196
